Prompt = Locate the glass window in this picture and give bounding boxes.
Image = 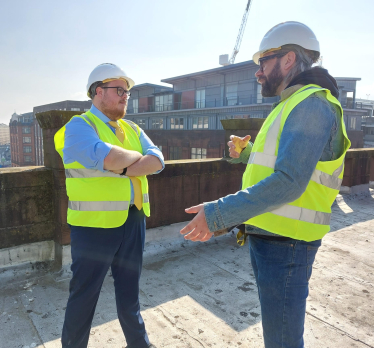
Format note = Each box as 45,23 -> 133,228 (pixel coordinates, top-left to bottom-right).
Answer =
84,108 -> 90,111
151,118 -> 164,129
132,99 -> 139,113
350,117 -> 356,130
196,89 -> 205,108
22,127 -> 31,134
191,148 -> 207,159
155,94 -> 173,112
226,84 -> 238,106
156,145 -> 162,151
192,116 -> 209,129
257,84 -> 263,104
24,155 -> 32,162
137,119 -> 146,128
170,118 -> 184,129
71,108 -> 80,111
23,146 -> 32,153
23,137 -> 31,143
169,146 -> 182,160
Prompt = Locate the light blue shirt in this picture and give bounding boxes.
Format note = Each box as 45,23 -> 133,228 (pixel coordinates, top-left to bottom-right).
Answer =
63,105 -> 165,204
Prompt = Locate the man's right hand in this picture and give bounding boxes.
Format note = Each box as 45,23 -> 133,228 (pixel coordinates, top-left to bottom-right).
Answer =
227,135 -> 251,158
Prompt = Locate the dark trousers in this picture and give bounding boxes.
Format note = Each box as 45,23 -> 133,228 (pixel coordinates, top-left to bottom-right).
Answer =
61,207 -> 149,348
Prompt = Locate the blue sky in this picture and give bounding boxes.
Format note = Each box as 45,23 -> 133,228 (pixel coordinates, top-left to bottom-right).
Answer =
0,0 -> 373,123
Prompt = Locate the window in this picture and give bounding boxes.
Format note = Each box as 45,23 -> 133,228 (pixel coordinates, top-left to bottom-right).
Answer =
156,145 -> 162,151
152,118 -> 164,129
196,89 -> 205,108
257,84 -> 263,104
155,94 -> 173,112
84,108 -> 90,111
191,148 -> 207,159
71,108 -> 80,111
24,155 -> 32,162
170,118 -> 184,129
169,146 -> 182,160
22,127 -> 31,134
23,146 -> 32,153
132,99 -> 139,113
226,84 -> 238,105
137,119 -> 146,128
350,117 -> 357,130
23,137 -> 31,143
192,116 -> 209,129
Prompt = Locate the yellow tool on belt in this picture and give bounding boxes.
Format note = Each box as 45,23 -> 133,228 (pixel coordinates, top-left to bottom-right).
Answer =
235,225 -> 248,246
232,135 -> 251,154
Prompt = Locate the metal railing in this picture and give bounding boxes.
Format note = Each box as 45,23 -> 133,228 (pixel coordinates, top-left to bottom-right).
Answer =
127,95 -> 279,114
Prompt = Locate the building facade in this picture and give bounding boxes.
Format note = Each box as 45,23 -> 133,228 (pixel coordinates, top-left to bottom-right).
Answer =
125,61 -> 367,157
9,112 -> 35,167
0,123 -> 10,145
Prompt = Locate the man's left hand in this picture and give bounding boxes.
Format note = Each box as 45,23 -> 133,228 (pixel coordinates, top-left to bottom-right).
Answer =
180,204 -> 213,242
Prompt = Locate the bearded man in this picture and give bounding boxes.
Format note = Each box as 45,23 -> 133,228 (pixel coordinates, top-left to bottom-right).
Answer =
180,22 -> 350,348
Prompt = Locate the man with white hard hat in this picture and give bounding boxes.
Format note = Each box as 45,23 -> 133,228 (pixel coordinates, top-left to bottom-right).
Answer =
181,22 -> 350,347
55,63 -> 163,348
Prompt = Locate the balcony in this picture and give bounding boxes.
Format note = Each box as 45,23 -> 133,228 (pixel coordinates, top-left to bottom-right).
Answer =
127,96 -> 279,114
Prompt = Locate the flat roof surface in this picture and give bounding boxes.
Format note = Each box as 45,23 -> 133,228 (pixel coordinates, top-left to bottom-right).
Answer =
1,190 -> 373,347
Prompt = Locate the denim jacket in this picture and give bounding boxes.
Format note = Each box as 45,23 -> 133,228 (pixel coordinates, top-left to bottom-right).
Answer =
204,85 -> 345,237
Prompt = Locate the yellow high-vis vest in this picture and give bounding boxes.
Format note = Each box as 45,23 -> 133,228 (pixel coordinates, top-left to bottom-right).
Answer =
54,110 -> 150,228
242,84 -> 350,241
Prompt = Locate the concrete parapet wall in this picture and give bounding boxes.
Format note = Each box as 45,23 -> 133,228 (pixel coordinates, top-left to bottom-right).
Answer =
0,167 -> 54,249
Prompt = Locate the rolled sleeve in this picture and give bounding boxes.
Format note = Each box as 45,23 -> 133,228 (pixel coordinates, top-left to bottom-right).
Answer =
139,129 -> 165,174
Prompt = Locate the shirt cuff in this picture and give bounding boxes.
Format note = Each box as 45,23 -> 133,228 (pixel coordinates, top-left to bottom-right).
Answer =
144,148 -> 165,174
204,201 -> 226,232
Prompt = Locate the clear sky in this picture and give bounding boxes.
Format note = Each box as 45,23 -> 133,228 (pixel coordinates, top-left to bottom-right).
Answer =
0,0 -> 373,124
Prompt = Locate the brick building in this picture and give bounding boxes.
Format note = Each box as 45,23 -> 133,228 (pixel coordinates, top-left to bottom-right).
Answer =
126,61 -> 368,157
9,112 -> 35,166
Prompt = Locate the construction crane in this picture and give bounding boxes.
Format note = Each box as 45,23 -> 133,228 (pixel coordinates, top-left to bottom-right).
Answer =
219,0 -> 253,66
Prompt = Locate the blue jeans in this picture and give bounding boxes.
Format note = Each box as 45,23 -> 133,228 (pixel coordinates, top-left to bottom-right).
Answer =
248,235 -> 321,348
61,207 -> 149,348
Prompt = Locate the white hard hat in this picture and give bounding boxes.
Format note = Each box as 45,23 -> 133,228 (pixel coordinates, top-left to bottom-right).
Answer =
86,63 -> 135,97
252,21 -> 320,64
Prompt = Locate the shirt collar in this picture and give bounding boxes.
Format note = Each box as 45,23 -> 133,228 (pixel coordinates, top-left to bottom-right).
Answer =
89,105 -> 113,124
280,84 -> 304,102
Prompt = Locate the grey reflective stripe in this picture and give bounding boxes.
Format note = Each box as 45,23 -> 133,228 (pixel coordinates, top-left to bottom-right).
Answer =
82,115 -> 99,135
65,168 -> 128,179
143,193 -> 149,203
263,103 -> 287,155
310,166 -> 343,190
248,152 -> 277,167
271,205 -> 331,225
248,152 -> 343,190
69,200 -> 129,211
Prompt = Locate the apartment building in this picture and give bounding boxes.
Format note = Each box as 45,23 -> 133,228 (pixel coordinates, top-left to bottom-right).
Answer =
125,61 -> 367,158
0,123 -> 10,145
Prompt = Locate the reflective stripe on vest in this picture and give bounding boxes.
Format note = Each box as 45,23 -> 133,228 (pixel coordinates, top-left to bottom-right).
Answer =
248,152 -> 344,190
271,205 -> 331,225
69,200 -> 130,211
66,168 -> 128,179
143,193 -> 149,203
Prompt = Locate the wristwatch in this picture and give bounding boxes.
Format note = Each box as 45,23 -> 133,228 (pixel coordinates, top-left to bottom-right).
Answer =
120,167 -> 127,176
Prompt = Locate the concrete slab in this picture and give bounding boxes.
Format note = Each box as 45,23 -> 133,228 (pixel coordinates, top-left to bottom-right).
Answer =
0,190 -> 373,348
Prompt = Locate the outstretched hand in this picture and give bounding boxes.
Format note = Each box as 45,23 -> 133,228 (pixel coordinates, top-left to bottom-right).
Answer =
180,204 -> 213,242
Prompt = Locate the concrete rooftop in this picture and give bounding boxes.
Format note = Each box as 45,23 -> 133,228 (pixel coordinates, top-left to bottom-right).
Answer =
1,190 -> 374,348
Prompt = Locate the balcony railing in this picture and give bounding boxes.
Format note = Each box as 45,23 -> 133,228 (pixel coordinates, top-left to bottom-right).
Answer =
127,96 -> 279,114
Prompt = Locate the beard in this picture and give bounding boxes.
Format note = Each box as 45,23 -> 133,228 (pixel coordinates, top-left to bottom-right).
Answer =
100,98 -> 127,120
259,59 -> 284,97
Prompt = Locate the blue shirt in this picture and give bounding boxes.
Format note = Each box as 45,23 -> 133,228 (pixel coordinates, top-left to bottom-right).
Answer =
63,105 -> 165,204
204,86 -> 345,236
